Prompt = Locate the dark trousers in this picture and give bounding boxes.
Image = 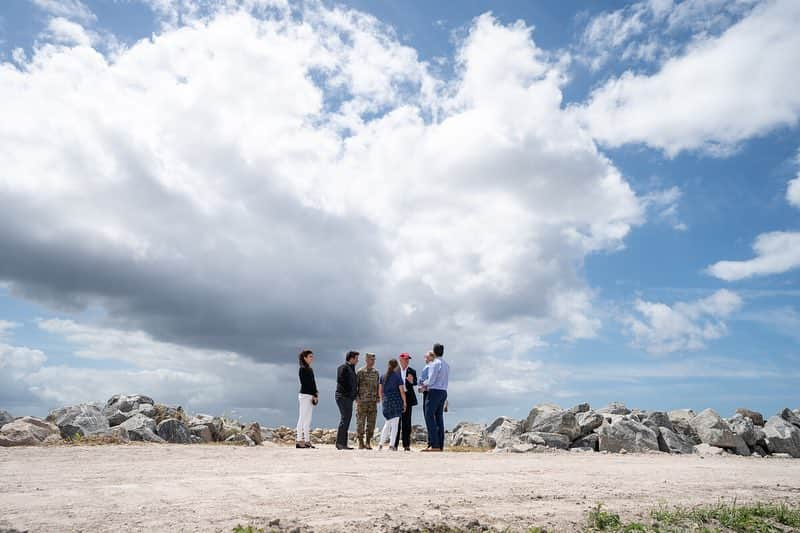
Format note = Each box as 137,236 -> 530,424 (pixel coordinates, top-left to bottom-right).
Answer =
393,404 -> 413,449
424,389 -> 447,449
335,396 -> 354,447
422,391 -> 429,446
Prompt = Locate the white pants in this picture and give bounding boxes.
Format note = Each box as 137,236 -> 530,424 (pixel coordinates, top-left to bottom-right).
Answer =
378,416 -> 399,447
296,393 -> 314,442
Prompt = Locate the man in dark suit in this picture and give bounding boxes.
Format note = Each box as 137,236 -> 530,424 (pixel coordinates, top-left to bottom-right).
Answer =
393,352 -> 417,451
335,350 -> 359,450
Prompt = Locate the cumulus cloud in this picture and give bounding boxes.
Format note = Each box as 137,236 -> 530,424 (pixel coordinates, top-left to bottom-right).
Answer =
0,3 -> 644,376
576,0 -> 757,71
623,289 -> 742,354
707,152 -> 800,281
31,0 -> 96,24
788,154 -> 800,207
707,232 -> 800,281
41,17 -> 93,47
579,0 -> 800,156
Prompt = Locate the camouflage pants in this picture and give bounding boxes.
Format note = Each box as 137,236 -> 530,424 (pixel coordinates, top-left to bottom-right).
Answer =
356,401 -> 377,443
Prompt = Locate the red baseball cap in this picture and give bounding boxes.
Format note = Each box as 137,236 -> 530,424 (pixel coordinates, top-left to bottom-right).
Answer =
398,352 -> 411,359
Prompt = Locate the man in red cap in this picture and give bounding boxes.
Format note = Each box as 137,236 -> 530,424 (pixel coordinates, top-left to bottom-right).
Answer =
394,352 -> 418,451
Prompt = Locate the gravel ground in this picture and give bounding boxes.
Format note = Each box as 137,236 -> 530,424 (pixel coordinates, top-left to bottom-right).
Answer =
1,443 -> 799,532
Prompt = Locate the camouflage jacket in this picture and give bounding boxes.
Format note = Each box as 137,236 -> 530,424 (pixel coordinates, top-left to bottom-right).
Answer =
356,366 -> 380,402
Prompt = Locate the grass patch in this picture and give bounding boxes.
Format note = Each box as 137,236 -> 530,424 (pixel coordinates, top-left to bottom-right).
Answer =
585,500 -> 800,532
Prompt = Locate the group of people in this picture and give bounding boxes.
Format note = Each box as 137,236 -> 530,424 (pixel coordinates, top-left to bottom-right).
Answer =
295,343 -> 450,452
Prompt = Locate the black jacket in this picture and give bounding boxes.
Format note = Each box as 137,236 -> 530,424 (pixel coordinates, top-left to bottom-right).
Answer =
401,366 -> 418,407
299,367 -> 318,396
336,363 -> 357,400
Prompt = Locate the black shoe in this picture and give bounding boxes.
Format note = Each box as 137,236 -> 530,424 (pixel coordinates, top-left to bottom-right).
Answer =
296,442 -> 308,449
404,447 -> 411,451
336,445 -> 354,450
305,442 -> 316,449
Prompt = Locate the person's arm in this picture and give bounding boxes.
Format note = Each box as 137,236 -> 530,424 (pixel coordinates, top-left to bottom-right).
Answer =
311,369 -> 318,397
378,382 -> 383,403
424,360 -> 440,388
409,369 -> 417,386
399,383 -> 407,412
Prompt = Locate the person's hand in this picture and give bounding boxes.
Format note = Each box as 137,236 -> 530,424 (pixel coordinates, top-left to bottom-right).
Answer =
403,403 -> 407,413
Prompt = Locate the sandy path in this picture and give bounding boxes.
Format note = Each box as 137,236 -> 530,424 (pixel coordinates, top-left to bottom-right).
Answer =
1,444 -> 799,532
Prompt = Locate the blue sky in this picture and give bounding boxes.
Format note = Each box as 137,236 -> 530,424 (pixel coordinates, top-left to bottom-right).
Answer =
0,0 -> 798,427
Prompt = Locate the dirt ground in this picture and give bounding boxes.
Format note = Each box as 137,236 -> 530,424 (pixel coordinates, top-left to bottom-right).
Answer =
1,443 -> 799,532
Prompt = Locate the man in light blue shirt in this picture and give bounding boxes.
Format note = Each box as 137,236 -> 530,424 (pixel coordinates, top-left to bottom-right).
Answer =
420,342 -> 449,451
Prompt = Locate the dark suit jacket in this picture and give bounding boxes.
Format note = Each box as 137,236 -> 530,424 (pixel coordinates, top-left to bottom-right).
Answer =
401,366 -> 418,407
336,363 -> 357,400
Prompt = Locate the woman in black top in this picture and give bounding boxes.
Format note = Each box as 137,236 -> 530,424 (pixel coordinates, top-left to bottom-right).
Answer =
296,349 -> 318,449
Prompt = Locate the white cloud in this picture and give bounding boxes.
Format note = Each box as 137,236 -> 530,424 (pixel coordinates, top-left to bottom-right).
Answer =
642,186 -> 687,230
623,289 -> 742,354
0,2 -> 647,375
789,179 -> 800,208
0,319 -> 20,340
707,232 -> 800,281
31,0 -> 96,24
788,153 -> 800,207
579,0 -> 800,156
42,17 -> 93,47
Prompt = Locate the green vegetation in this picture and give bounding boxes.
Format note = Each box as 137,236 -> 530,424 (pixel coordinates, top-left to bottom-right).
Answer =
231,501 -> 800,533
587,500 -> 800,532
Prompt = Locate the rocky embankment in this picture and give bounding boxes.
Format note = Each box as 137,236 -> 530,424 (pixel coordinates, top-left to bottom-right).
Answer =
2,397 -> 799,458
449,401 -> 800,458
0,394 -> 423,448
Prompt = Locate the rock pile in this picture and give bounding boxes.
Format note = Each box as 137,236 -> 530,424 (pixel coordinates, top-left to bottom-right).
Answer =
450,403 -> 800,457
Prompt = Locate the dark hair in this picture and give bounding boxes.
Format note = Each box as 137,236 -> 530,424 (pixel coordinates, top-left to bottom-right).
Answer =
298,349 -> 313,368
433,343 -> 444,357
346,350 -> 360,362
384,358 -> 399,384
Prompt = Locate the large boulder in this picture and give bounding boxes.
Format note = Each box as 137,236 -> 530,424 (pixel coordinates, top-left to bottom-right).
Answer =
597,418 -> 659,453
763,416 -> 800,458
243,422 -> 263,445
728,414 -> 758,447
644,411 -> 673,431
736,408 -> 764,427
153,404 -> 187,424
47,404 -> 109,440
106,403 -> 156,427
0,410 -> 13,429
188,414 -> 222,441
780,408 -> 800,429
103,394 -> 154,417
0,416 -> 59,446
218,420 -> 243,442
576,411 -> 604,438
156,418 -> 191,444
527,410 -> 581,440
658,427 -> 696,454
120,413 -> 164,442
485,417 -> 525,448
225,433 -> 255,446
689,409 -> 743,450
668,410 -> 701,445
598,402 -> 631,415
524,403 -> 562,430
571,433 -> 599,451
522,432 -> 570,450
190,425 -> 213,443
569,403 -> 591,414
450,422 -> 487,448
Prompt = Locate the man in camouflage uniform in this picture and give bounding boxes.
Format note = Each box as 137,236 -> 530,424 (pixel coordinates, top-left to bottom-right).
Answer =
355,352 -> 380,449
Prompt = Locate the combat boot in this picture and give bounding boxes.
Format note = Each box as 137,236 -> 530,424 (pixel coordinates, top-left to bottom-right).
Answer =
358,437 -> 366,449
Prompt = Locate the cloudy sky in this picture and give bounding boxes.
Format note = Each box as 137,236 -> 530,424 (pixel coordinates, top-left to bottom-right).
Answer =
1,0 -> 798,428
